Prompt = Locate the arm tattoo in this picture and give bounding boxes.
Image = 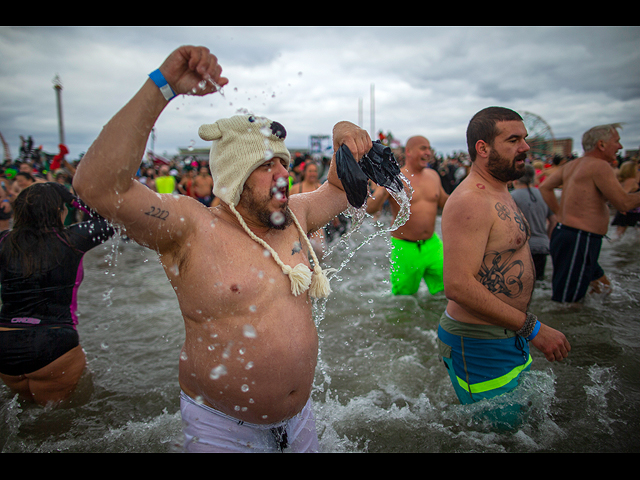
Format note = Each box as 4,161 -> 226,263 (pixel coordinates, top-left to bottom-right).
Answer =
144,205 -> 169,221
478,249 -> 524,298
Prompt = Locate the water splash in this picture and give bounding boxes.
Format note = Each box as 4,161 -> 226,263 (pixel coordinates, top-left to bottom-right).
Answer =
321,176 -> 413,286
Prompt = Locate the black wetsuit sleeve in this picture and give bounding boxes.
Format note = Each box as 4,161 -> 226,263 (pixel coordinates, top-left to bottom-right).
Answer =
66,216 -> 116,253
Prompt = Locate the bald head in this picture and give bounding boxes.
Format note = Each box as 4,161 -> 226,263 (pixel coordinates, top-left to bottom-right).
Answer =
406,136 -> 429,151
405,136 -> 432,170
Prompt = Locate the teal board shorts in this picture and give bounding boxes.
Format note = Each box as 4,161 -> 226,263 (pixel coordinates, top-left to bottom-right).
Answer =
390,235 -> 444,295
437,310 -> 532,405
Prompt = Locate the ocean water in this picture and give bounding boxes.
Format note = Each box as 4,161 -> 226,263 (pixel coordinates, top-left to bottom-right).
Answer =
1,214 -> 638,453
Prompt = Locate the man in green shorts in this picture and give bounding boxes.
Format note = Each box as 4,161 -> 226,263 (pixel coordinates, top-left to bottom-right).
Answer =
367,135 -> 449,295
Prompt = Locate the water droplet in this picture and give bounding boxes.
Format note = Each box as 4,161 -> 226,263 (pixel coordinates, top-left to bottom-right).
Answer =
276,177 -> 288,188
270,211 -> 285,225
241,384 -> 249,393
243,325 -> 257,338
249,305 -> 257,313
209,365 -> 227,380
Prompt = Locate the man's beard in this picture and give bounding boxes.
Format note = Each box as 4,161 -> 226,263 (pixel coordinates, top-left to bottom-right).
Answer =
487,149 -> 527,183
240,184 -> 293,230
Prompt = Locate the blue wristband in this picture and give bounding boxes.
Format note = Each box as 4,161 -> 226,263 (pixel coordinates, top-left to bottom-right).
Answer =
149,69 -> 176,101
527,319 -> 541,341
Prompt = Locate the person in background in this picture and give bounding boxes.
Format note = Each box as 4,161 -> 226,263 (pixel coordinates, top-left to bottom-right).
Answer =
0,182 -> 114,406
540,123 -> 640,302
367,135 -> 448,296
191,165 -> 215,207
290,161 -> 327,259
511,164 -> 556,281
154,165 -> 176,194
610,160 -> 640,240
0,182 -> 12,231
177,166 -> 196,197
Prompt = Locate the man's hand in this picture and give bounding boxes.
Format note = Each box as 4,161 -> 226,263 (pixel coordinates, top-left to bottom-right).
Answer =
333,121 -> 372,161
159,45 -> 229,97
530,323 -> 571,361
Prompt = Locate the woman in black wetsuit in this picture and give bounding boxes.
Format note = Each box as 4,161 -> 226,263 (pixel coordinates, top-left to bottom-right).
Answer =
0,182 -> 114,405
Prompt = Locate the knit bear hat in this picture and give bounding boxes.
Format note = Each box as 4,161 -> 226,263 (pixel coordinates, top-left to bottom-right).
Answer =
197,114 -> 334,299
198,114 -> 291,206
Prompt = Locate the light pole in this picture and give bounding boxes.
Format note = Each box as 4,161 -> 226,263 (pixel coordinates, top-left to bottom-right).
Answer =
53,74 -> 65,145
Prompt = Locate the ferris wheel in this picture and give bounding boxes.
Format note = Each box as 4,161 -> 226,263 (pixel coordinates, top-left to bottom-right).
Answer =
520,111 -> 555,158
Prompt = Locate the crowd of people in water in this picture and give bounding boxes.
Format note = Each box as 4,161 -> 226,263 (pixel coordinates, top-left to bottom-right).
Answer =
1,113 -> 638,450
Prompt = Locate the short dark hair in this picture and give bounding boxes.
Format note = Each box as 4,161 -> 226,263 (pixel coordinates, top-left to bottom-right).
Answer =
466,107 -> 523,162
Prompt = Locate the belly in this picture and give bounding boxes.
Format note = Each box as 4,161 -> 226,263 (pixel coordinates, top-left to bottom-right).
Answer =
178,313 -> 318,425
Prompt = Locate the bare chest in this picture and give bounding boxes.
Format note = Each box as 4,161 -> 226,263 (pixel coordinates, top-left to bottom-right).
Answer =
480,198 -> 534,303
161,216 -> 312,321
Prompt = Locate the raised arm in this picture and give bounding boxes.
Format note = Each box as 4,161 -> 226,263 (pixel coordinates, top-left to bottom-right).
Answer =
73,46 -> 228,252
294,121 -> 372,233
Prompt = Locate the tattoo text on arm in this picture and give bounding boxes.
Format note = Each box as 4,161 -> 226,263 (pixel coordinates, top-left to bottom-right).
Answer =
144,205 -> 169,221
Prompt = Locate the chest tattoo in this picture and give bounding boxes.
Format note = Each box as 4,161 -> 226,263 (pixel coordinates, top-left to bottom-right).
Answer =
478,249 -> 524,298
495,202 -> 511,221
291,240 -> 302,255
495,202 -> 531,238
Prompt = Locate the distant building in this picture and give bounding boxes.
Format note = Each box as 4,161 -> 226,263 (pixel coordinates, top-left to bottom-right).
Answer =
552,137 -> 573,158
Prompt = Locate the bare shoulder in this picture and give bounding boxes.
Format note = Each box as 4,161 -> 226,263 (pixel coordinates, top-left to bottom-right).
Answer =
442,179 -> 493,229
445,178 -> 491,208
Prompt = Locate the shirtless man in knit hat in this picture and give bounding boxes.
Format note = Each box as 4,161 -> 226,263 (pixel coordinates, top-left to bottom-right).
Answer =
73,45 -> 372,452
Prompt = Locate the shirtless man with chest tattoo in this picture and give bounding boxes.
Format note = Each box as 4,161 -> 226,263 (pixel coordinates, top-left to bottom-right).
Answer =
73,46 -> 372,452
437,107 -> 570,407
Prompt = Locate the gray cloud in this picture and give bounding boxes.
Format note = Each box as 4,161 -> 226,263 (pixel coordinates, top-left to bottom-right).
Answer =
1,26 -> 638,161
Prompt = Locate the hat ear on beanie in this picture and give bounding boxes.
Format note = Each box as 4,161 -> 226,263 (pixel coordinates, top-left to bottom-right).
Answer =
198,114 -> 291,207
198,122 -> 222,142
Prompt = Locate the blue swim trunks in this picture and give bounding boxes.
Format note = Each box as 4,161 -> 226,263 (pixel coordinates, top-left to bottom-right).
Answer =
437,310 -> 531,405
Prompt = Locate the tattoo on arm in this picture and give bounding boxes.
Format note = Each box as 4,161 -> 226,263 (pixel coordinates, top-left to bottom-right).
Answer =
144,205 -> 169,221
478,249 -> 524,298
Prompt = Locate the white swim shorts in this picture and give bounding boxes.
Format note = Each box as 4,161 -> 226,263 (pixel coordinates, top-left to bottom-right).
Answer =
179,391 -> 320,453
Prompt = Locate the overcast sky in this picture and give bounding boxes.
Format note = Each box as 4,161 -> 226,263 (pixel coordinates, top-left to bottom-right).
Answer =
1,26 -> 638,163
